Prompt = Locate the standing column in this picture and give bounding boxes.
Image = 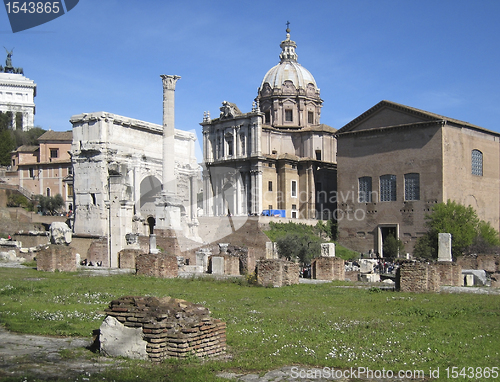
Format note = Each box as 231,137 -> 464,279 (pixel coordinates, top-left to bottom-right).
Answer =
160,75 -> 181,197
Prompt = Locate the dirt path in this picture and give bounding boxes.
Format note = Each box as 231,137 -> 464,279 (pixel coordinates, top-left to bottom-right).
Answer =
0,326 -> 118,381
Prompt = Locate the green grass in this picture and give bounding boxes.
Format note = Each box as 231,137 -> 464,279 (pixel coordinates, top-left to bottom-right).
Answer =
0,267 -> 499,381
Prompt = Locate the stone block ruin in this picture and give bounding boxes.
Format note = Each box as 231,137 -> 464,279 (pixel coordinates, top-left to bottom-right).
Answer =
135,253 -> 178,278
100,296 -> 226,361
311,256 -> 345,281
396,261 -> 462,292
256,259 -> 299,287
37,222 -> 78,272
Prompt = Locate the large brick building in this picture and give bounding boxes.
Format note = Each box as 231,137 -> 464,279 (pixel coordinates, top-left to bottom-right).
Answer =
336,100 -> 500,255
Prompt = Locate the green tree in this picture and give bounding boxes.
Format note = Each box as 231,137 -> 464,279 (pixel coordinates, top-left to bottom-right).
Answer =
0,129 -> 16,166
13,127 -> 46,147
276,233 -> 322,265
383,233 -> 405,258
37,194 -> 65,215
413,200 -> 500,258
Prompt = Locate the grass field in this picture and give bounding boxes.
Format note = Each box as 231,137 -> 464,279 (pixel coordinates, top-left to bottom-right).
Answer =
0,266 -> 499,381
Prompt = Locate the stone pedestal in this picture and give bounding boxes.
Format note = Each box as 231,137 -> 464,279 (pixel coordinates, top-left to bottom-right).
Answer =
320,243 -> 336,257
196,248 -> 211,272
211,256 -> 225,275
438,233 -> 452,262
149,234 -> 158,254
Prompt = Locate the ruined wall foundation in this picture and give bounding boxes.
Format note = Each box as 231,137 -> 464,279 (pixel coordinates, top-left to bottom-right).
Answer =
37,244 -> 77,272
101,296 -> 226,361
256,259 -> 299,287
135,253 -> 178,278
311,256 -> 345,281
397,261 -> 462,292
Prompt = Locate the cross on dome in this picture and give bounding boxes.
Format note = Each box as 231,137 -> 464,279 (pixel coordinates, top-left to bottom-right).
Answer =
279,22 -> 298,62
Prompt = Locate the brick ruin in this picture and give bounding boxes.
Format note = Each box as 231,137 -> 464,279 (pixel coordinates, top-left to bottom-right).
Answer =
135,253 -> 178,278
311,256 -> 345,281
36,244 -> 77,272
101,296 -> 226,361
256,259 -> 299,287
396,261 -> 462,292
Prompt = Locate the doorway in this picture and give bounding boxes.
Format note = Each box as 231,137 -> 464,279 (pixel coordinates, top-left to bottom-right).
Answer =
377,224 -> 399,258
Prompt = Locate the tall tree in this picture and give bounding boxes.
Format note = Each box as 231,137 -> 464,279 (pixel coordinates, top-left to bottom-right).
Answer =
413,200 -> 500,258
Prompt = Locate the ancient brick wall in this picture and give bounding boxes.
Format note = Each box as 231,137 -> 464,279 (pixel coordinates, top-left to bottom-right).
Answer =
311,257 -> 345,281
118,249 -> 143,269
246,248 -> 257,274
397,263 -> 439,292
345,270 -> 359,282
87,238 -> 108,266
154,228 -> 181,257
37,245 -> 77,272
103,296 -> 226,361
223,255 -> 240,276
435,262 -> 462,286
136,253 -> 178,278
282,262 -> 300,286
256,259 -> 299,287
397,261 -> 463,292
457,254 -> 500,273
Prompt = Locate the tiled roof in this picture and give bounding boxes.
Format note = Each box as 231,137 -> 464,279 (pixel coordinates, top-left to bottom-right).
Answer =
14,145 -> 39,152
37,130 -> 73,141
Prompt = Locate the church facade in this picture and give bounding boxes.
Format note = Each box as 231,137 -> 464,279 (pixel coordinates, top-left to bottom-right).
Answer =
201,28 -> 337,220
336,100 -> 500,255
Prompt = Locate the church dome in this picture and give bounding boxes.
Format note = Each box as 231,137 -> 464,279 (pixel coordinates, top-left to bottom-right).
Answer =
259,28 -> 318,92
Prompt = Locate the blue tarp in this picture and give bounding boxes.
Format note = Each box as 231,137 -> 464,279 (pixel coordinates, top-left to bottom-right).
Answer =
262,209 -> 286,217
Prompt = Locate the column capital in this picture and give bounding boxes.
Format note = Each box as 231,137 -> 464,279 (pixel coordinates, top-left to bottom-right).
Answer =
160,75 -> 181,91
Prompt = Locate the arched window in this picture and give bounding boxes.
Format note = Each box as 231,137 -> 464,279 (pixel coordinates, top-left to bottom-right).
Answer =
472,149 -> 483,176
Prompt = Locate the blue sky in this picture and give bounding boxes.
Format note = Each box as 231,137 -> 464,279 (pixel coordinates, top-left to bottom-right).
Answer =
2,0 -> 500,159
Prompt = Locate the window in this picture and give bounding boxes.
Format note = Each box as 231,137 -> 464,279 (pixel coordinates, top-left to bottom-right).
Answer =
404,173 -> 420,201
227,139 -> 233,156
265,111 -> 271,124
67,184 -> 74,197
29,167 -> 34,178
380,174 -> 397,201
240,134 -> 246,156
291,180 -> 297,198
359,177 -> 372,203
268,205 -> 273,210
50,149 -> 58,159
308,111 -> 314,124
315,150 -> 322,160
472,149 -> 483,176
292,211 -> 297,219
292,204 -> 297,210
268,181 -> 273,192
46,188 -> 51,197
285,109 -> 293,122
